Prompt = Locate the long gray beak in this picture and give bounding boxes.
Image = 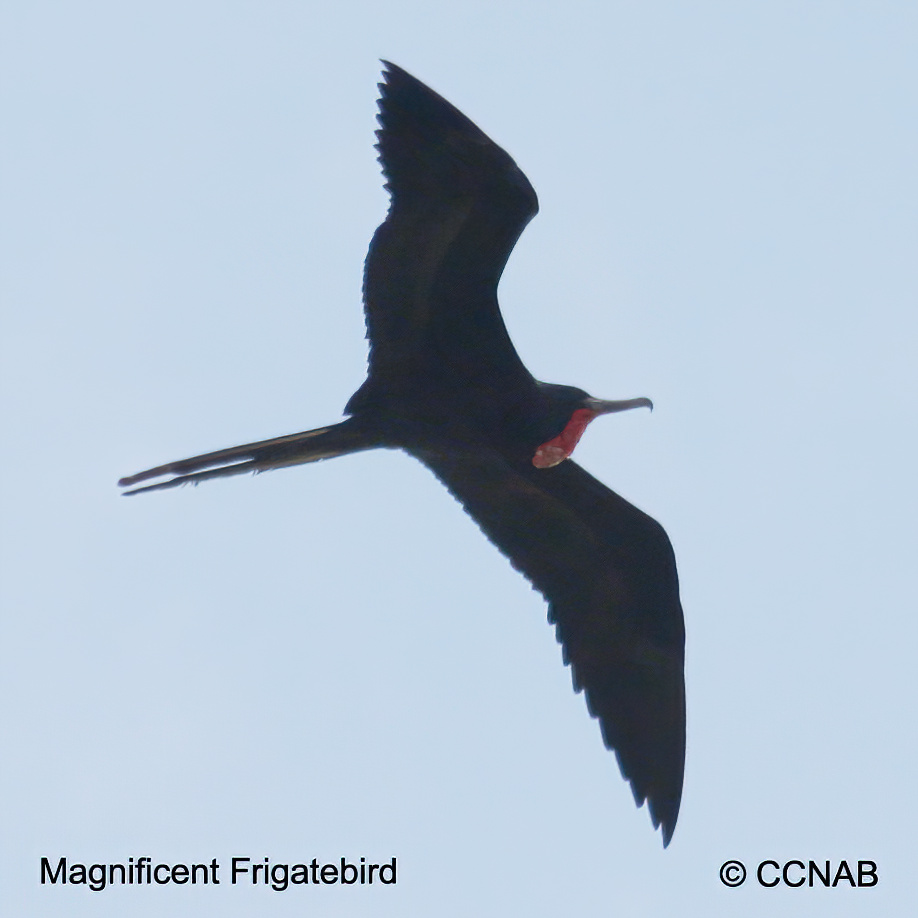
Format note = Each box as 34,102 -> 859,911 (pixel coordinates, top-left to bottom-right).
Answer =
585,396 -> 654,415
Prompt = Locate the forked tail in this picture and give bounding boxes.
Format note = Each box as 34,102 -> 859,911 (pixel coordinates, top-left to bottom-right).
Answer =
119,417 -> 380,495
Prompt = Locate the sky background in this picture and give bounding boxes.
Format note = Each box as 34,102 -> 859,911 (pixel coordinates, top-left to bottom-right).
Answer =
2,2 -> 916,915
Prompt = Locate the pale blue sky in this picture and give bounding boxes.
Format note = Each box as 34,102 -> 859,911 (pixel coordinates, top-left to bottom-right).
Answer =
2,2 -> 916,915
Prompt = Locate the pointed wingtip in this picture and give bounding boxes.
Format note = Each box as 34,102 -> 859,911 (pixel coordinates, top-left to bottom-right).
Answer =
649,787 -> 681,849
616,748 -> 681,849
378,60 -> 407,91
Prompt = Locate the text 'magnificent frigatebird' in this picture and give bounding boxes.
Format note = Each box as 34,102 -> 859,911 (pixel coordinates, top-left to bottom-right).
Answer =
120,62 -> 686,846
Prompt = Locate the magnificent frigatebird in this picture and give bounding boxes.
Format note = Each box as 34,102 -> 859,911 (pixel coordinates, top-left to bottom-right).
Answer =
120,62 -> 686,846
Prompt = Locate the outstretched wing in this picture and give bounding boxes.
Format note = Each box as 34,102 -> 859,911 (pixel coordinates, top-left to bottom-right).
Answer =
417,448 -> 686,845
350,62 -> 539,411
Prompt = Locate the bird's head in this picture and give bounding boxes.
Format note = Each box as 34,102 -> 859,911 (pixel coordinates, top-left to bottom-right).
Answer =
531,383 -> 653,469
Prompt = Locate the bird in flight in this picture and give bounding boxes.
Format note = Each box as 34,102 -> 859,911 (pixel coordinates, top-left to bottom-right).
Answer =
120,62 -> 686,846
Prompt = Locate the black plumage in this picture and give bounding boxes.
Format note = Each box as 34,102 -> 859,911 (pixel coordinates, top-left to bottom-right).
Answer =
120,62 -> 686,845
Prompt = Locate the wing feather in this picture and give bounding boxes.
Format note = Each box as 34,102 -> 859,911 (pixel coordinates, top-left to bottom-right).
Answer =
350,63 -> 538,411
416,448 -> 686,845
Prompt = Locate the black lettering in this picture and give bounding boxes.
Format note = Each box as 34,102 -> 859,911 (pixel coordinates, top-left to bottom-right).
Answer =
321,863 -> 338,883
190,861 -> 215,884
231,857 -> 250,883
172,864 -> 188,884
69,863 -> 87,885
271,863 -> 289,891
832,860 -> 855,887
757,860 -> 780,887
291,863 -> 308,884
783,860 -> 805,888
808,861 -> 831,887
380,858 -> 397,884
340,858 -> 358,884
88,864 -> 107,892
858,860 -> 878,887
40,857 -> 66,885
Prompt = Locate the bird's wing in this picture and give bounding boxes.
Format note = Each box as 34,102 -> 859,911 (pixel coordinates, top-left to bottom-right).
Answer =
417,448 -> 685,845
352,62 -> 539,408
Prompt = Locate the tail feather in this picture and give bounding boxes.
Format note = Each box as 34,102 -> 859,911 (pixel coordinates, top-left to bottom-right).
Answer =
119,418 -> 379,495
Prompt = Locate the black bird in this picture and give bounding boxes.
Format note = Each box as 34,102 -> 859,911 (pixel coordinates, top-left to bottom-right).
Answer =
120,62 -> 686,846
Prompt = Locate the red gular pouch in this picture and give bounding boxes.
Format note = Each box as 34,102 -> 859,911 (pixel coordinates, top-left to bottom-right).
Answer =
532,408 -> 599,468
